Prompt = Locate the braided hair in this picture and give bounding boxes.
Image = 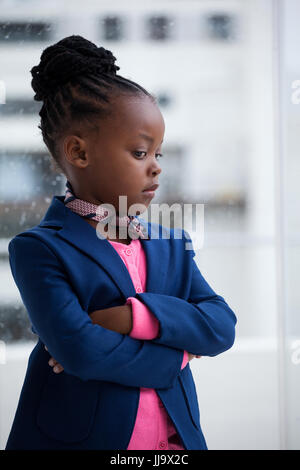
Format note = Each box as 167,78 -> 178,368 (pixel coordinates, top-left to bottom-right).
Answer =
30,35 -> 156,172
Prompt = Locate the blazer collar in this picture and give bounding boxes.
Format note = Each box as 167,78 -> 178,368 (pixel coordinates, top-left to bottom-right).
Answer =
38,195 -> 170,299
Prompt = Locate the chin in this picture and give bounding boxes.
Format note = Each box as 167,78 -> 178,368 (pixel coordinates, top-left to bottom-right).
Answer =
128,196 -> 149,216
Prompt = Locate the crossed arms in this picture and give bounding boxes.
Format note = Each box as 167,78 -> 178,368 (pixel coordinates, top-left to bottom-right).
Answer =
8,234 -> 237,389
46,303 -> 196,374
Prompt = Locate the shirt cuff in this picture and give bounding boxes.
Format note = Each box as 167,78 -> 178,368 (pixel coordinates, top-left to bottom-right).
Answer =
181,350 -> 189,370
126,297 -> 160,340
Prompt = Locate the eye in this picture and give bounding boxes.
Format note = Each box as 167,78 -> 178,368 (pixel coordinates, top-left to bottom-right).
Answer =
133,151 -> 164,160
133,151 -> 147,159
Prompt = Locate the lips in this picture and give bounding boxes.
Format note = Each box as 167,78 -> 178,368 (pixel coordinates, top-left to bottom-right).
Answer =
143,184 -> 159,192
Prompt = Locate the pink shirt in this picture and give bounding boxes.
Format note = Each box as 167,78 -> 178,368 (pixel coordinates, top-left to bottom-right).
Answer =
107,238 -> 189,450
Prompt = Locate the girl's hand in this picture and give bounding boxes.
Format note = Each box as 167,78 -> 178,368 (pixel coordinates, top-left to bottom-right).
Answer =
44,345 -> 64,374
188,353 -> 202,361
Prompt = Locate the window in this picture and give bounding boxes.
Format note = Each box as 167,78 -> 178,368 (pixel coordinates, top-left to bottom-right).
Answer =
0,99 -> 41,116
146,15 -> 174,41
100,16 -> 124,41
205,13 -> 236,41
0,22 -> 52,42
156,92 -> 173,109
0,151 -> 65,344
0,1 -> 291,452
0,151 -> 65,236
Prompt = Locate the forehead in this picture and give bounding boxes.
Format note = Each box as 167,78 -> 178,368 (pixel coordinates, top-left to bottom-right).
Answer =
102,95 -> 165,142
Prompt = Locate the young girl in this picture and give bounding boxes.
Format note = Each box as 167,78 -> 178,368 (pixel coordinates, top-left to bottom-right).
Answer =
5,35 -> 237,450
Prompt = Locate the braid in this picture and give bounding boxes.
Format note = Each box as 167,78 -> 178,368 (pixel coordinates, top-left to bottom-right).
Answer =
30,35 -> 156,171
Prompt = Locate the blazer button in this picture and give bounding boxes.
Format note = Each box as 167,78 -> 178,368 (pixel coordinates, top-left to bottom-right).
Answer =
136,287 -> 142,293
125,248 -> 132,256
159,441 -> 167,449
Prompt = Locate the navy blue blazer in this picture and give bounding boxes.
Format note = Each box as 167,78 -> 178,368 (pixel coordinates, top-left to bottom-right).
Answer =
5,195 -> 237,450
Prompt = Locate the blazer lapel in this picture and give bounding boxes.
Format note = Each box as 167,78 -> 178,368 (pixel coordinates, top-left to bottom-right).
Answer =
40,196 -> 170,299
140,226 -> 170,295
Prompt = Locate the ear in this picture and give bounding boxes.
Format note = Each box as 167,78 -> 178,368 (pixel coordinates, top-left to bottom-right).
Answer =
62,135 -> 89,169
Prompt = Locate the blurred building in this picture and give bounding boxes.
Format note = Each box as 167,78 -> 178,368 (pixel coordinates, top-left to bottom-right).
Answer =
0,0 -> 275,339
2,0 -> 293,451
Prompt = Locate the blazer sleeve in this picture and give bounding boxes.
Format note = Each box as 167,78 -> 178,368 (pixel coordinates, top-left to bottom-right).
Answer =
134,233 -> 237,357
126,296 -> 189,369
8,234 -> 184,389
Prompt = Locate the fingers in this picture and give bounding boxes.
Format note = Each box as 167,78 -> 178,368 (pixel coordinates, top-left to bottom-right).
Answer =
45,345 -> 64,373
48,356 -> 64,374
188,353 -> 202,361
48,357 -> 57,367
188,353 -> 195,361
53,364 -> 64,374
45,345 -> 64,374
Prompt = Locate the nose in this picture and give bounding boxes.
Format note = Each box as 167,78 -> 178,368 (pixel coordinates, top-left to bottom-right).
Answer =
149,156 -> 162,177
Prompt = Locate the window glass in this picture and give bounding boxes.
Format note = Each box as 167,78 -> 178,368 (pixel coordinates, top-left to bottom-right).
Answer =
0,22 -> 52,42
0,0 -> 292,451
101,16 -> 124,41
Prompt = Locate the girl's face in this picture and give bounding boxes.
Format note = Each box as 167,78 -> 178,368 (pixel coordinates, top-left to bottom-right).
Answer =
62,94 -> 165,215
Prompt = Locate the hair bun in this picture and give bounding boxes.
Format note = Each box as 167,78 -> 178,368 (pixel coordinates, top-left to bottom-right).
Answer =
30,35 -> 120,102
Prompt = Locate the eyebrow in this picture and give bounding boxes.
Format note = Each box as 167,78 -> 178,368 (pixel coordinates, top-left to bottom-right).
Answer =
138,133 -> 164,144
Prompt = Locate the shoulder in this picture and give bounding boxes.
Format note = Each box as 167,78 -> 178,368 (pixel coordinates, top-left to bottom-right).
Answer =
8,224 -> 60,267
9,213 -> 63,244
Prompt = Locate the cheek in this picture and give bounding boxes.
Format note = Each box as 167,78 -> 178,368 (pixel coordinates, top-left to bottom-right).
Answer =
115,158 -> 144,187
91,158 -> 116,184
91,153 -> 144,193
